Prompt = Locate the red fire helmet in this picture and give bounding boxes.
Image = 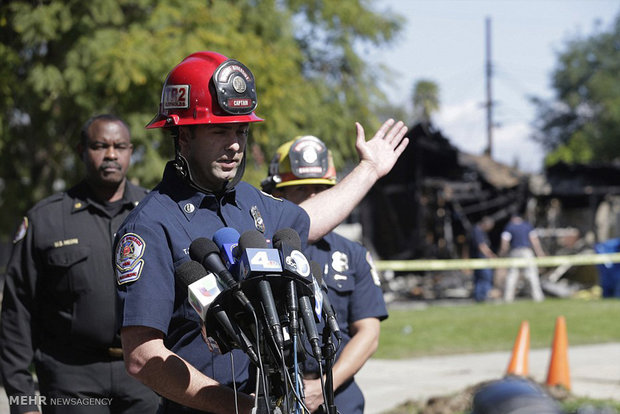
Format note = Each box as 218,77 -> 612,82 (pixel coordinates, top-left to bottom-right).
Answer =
146,51 -> 263,128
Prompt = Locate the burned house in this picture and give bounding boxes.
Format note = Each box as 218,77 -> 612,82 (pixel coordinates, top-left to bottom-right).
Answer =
356,123 -> 620,298
531,161 -> 620,244
359,122 -> 528,263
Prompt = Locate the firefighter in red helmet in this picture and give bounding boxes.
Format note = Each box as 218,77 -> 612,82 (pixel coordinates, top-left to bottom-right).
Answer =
116,51 -> 408,414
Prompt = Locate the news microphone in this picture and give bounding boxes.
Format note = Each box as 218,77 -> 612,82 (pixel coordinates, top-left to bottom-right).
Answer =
175,260 -> 258,362
272,228 -> 314,295
212,227 -> 240,270
176,260 -> 223,320
299,291 -> 322,361
271,228 -> 322,359
237,230 -> 285,350
310,261 -> 342,342
272,228 -> 306,339
189,237 -> 254,314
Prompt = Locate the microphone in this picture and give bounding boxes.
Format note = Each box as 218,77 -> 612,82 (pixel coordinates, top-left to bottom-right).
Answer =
176,260 -> 223,320
175,260 -> 258,363
310,261 -> 342,342
212,227 -> 240,270
237,230 -> 285,350
272,228 -> 322,360
272,228 -> 307,340
272,228 -> 312,283
189,237 -> 254,314
299,289 -> 322,361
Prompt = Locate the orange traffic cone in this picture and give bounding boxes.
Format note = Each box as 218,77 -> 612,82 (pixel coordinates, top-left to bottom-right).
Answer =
506,320 -> 529,376
546,316 -> 571,390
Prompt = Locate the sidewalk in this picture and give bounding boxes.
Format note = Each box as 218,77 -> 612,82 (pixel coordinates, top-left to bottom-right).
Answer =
356,342 -> 620,414
1,343 -> 618,413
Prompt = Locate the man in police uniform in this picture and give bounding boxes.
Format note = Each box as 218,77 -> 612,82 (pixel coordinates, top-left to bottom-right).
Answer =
0,114 -> 159,413
262,135 -> 387,413
115,51 -> 408,414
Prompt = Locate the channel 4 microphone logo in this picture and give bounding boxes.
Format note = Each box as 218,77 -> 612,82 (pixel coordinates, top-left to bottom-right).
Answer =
239,248 -> 282,278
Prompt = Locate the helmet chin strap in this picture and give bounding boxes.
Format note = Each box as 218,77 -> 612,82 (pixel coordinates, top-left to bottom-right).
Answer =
174,151 -> 246,195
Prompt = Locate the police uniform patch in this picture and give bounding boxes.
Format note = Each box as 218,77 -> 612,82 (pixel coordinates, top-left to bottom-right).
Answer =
115,233 -> 146,284
366,251 -> 381,287
12,217 -> 28,244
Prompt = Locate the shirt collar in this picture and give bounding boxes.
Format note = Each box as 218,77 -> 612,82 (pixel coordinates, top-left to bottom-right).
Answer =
160,161 -> 239,221
69,180 -> 139,214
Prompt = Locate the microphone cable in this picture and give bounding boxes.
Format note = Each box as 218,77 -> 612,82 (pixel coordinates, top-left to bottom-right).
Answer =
229,351 -> 240,414
252,309 -> 270,412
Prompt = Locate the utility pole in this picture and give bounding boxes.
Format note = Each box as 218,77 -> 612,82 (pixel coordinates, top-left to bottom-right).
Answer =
484,16 -> 493,158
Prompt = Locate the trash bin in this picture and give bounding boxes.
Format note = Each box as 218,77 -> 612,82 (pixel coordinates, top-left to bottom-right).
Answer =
594,238 -> 620,298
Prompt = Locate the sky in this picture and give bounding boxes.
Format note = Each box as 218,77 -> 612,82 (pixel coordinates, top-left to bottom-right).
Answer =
364,0 -> 620,173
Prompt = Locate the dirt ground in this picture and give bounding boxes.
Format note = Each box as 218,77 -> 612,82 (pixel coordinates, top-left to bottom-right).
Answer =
383,379 -> 619,414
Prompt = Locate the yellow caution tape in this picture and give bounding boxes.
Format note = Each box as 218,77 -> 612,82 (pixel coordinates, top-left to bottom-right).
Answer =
375,253 -> 620,272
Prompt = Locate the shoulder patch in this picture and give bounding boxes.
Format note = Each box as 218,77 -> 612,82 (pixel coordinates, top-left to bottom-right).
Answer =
12,217 -> 28,244
115,233 -> 146,285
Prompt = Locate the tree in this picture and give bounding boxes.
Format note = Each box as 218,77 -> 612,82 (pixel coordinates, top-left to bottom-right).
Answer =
0,0 -> 403,239
412,80 -> 439,124
531,14 -> 620,166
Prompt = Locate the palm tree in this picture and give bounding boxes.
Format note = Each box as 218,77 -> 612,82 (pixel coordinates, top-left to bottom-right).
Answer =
412,80 -> 439,124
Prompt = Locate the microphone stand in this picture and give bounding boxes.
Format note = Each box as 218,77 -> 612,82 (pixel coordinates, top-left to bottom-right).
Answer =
321,325 -> 339,414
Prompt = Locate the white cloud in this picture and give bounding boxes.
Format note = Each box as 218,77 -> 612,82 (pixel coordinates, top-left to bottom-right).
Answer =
494,122 -> 545,173
434,101 -> 545,173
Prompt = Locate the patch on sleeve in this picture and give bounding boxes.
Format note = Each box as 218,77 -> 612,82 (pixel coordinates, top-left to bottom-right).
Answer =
115,233 -> 146,285
366,251 -> 381,287
12,217 -> 28,244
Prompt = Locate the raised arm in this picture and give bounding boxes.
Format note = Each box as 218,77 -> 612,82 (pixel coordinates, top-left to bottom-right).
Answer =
301,119 -> 408,242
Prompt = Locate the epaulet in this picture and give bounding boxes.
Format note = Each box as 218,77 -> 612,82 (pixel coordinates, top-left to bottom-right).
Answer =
260,190 -> 283,201
27,192 -> 65,215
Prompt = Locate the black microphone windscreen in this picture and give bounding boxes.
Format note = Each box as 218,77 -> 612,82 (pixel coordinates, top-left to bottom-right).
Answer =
189,238 -> 220,262
310,260 -> 324,285
272,227 -> 301,250
175,260 -> 208,288
238,230 -> 268,249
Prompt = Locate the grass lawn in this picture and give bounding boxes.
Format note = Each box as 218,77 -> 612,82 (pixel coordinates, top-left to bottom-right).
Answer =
375,298 -> 620,359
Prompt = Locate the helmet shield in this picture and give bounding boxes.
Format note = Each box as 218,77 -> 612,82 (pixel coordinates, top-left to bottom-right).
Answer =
212,59 -> 258,115
262,136 -> 337,191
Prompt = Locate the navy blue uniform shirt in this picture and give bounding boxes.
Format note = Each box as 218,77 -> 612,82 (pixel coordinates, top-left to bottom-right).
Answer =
502,220 -> 535,249
470,224 -> 491,258
303,232 -> 387,373
114,162 -> 310,404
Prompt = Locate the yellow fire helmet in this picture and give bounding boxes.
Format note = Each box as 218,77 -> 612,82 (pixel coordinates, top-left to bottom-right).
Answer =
261,135 -> 337,193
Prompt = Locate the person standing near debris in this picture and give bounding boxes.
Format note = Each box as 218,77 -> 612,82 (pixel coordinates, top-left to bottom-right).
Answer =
262,135 -> 388,414
499,214 -> 546,302
470,216 -> 497,302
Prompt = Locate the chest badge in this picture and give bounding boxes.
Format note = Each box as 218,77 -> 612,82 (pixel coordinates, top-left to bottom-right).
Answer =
331,251 -> 349,273
250,205 -> 265,233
